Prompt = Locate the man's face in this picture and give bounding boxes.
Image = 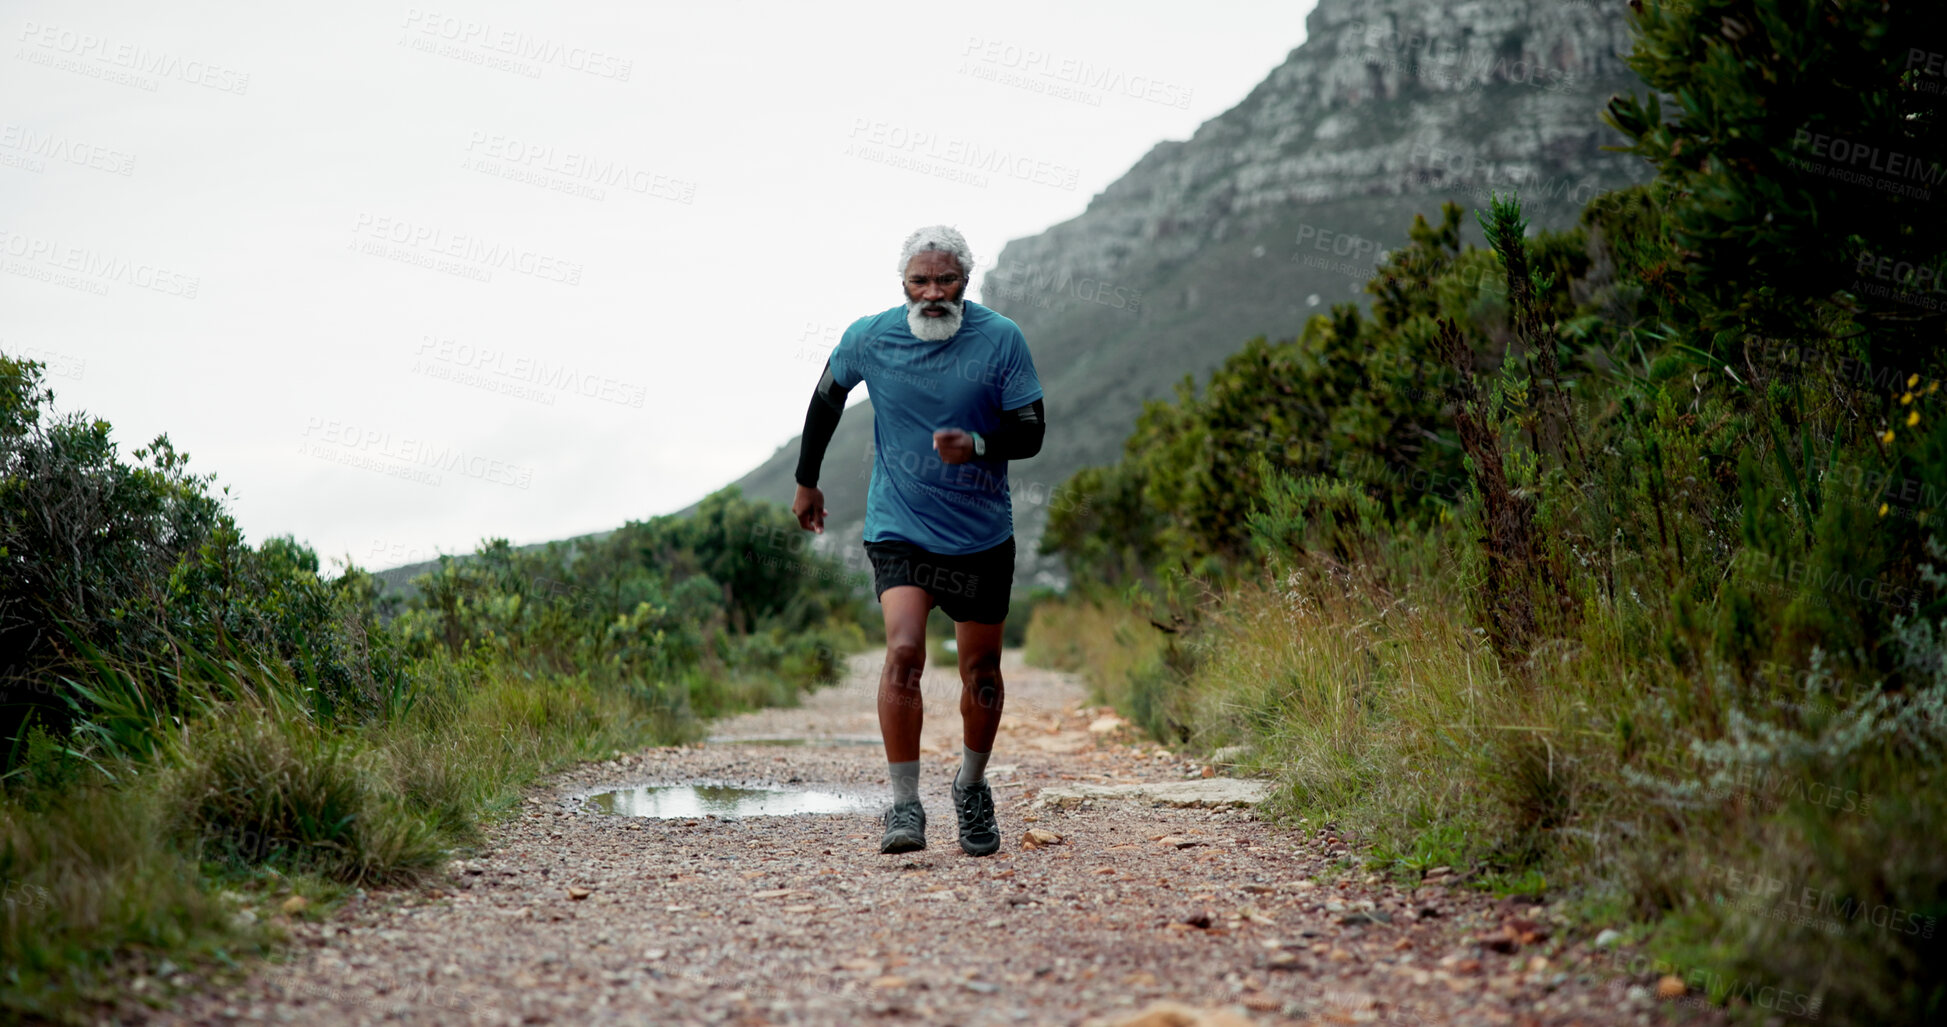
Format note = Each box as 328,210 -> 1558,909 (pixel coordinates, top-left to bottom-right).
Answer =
902,250 -> 968,319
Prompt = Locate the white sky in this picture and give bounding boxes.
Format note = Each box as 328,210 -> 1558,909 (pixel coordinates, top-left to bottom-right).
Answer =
0,0 -> 1314,572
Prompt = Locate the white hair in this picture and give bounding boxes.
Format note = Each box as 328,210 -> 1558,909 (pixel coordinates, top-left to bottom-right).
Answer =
896,225 -> 973,278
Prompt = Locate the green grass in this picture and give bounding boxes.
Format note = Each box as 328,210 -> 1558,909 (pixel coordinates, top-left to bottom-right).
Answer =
1020,598 -> 1169,716
1366,823 -> 1473,883
0,642 -> 852,1023
1024,544 -> 1947,1024
0,783 -> 263,1020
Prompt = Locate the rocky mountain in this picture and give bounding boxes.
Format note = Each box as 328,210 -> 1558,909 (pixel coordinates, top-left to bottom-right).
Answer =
716,0 -> 1652,592
381,0 -> 1653,600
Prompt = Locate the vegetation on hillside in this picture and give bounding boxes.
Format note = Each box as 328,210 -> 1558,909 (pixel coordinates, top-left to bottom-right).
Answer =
0,357 -> 866,1020
1031,2 -> 1946,1022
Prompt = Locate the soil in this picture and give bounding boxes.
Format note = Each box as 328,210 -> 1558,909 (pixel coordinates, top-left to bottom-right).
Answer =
159,652 -> 1701,1026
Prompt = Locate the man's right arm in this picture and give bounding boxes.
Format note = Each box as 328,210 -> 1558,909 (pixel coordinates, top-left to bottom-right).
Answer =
794,360 -> 853,489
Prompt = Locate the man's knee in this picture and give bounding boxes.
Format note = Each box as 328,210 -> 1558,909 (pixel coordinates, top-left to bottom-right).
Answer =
959,646 -> 1000,680
886,640 -> 926,678
960,652 -> 1002,703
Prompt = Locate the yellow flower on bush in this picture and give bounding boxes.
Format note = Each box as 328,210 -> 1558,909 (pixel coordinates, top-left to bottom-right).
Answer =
1909,410 -> 1921,427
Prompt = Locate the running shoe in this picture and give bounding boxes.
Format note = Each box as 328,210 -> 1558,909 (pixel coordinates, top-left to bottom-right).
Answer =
880,799 -> 926,853
951,779 -> 1000,856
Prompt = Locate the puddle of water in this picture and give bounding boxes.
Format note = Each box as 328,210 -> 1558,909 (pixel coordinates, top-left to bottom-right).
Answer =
585,784 -> 869,818
704,736 -> 881,748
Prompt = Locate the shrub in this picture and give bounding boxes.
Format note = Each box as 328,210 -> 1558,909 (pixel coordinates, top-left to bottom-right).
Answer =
165,701 -> 442,886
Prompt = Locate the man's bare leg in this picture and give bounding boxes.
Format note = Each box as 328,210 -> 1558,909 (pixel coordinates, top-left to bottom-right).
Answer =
878,586 -> 932,764
955,619 -> 1006,760
876,586 -> 933,853
949,618 -> 1006,856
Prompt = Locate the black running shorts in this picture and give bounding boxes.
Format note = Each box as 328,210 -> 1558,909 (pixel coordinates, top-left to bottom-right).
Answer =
863,536 -> 1015,624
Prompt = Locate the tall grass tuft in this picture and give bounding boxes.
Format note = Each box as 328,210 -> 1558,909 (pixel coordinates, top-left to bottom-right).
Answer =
0,783 -> 260,1022
165,703 -> 443,887
1023,598 -> 1170,728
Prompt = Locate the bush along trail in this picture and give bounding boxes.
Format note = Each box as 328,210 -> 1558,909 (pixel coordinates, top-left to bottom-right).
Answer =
1031,4 -> 1947,1025
163,651 -> 1693,1027
0,353 -> 868,1022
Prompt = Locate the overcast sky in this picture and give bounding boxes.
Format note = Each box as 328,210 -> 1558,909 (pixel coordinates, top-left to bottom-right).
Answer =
1,0 -> 1315,572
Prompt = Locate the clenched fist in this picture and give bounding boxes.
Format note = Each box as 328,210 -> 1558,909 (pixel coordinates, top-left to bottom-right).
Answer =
793,484 -> 828,533
932,428 -> 976,464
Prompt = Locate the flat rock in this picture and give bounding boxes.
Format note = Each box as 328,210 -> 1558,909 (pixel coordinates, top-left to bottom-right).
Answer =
1033,779 -> 1271,810
1114,1000 -> 1254,1027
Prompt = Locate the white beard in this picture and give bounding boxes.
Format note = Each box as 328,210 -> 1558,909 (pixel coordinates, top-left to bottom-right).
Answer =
906,297 -> 964,341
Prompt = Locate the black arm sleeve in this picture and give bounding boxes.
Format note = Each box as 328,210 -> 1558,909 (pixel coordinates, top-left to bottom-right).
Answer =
981,398 -> 1045,460
794,361 -> 852,488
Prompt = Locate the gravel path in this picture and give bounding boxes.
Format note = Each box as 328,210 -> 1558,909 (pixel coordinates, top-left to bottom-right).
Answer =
162,652 -> 1692,1026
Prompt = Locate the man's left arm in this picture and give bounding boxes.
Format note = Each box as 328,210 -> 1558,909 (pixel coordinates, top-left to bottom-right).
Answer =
972,398 -> 1044,460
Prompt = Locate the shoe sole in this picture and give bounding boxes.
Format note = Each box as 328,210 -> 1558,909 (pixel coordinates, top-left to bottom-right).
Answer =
959,837 -> 999,857
880,832 -> 925,854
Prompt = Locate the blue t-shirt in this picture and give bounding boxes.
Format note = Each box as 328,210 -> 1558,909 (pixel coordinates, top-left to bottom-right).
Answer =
828,300 -> 1044,555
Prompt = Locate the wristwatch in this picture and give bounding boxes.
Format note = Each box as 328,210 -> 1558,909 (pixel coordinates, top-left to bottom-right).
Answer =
970,431 -> 986,458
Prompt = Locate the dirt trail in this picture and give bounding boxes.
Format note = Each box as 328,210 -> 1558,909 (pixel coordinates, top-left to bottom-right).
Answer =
164,652 -> 1667,1026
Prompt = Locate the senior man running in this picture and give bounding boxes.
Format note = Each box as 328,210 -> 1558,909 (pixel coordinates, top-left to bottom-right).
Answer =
792,225 -> 1045,856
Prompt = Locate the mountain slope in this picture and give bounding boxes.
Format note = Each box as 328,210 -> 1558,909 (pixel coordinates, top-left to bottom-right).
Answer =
713,0 -> 1651,589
